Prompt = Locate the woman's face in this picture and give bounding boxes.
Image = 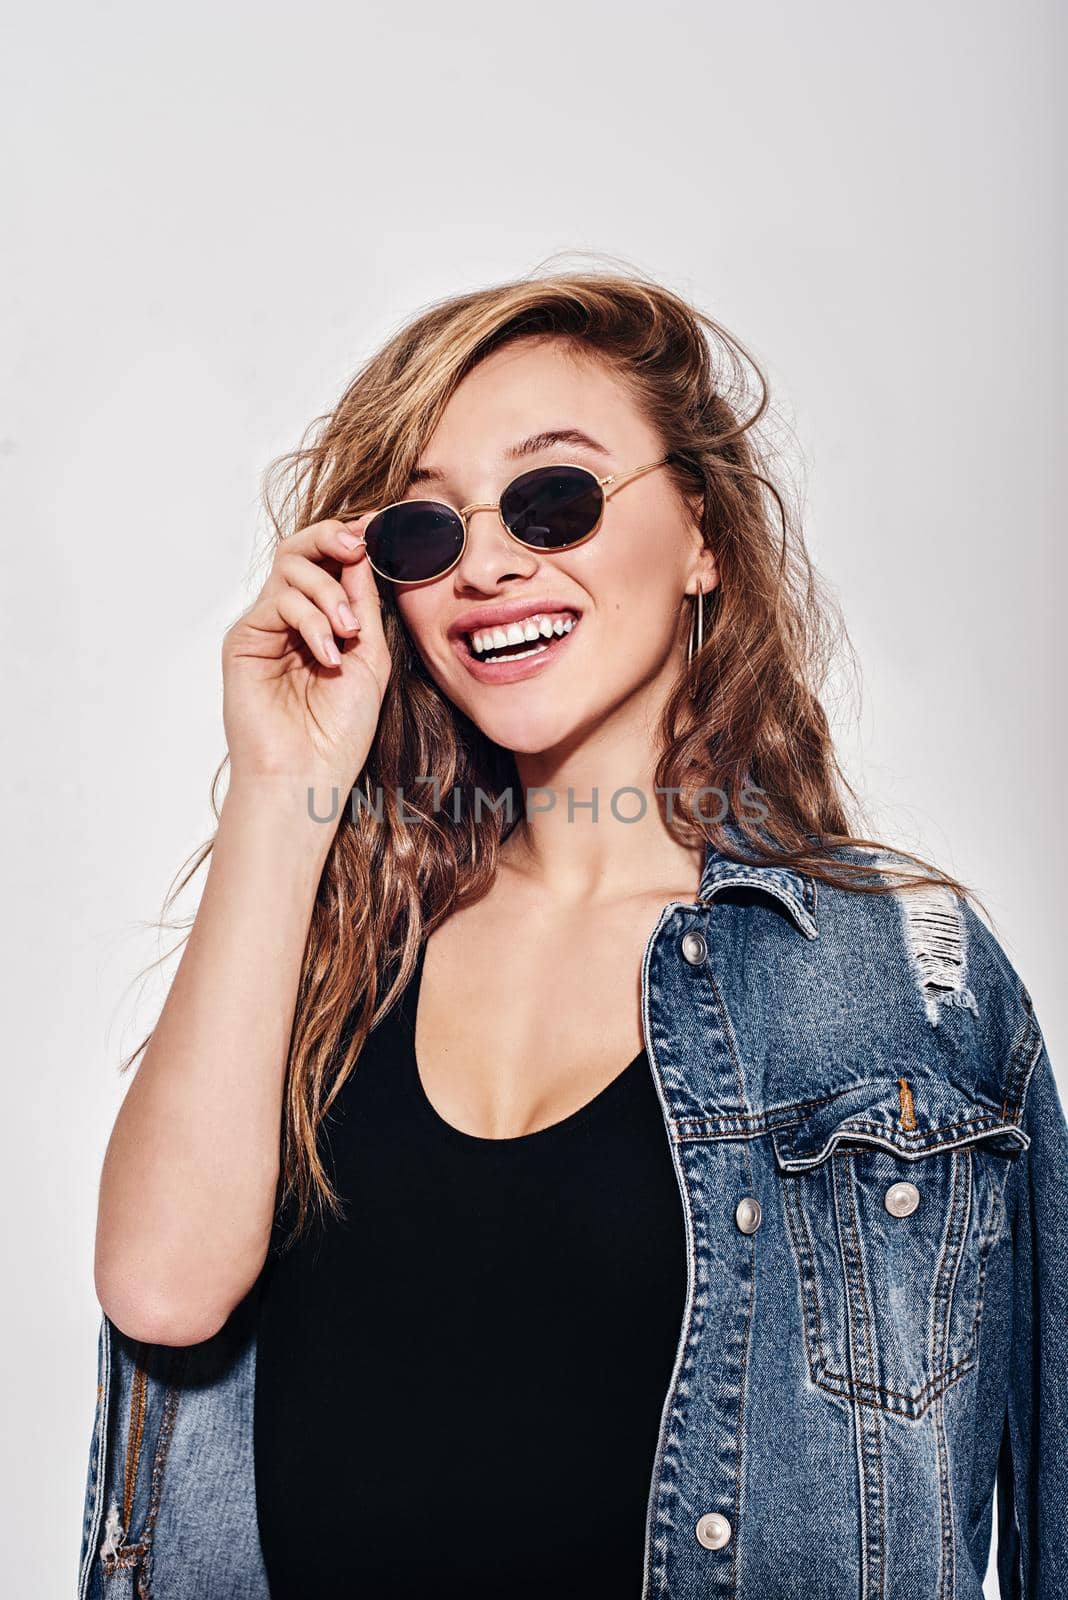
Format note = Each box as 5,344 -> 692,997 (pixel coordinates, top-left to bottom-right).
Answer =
392,336 -> 717,757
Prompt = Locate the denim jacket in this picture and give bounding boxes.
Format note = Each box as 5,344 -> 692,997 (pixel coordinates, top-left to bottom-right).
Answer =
78,827 -> 1068,1598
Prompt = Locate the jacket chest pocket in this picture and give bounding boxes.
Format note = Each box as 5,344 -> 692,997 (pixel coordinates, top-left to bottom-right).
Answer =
772,1080 -> 1029,1421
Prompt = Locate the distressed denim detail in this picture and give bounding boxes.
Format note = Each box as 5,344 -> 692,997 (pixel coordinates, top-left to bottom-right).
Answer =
869,858 -> 981,1025
78,823 -> 1068,1599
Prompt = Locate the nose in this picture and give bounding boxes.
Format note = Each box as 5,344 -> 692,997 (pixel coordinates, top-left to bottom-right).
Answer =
452,503 -> 536,586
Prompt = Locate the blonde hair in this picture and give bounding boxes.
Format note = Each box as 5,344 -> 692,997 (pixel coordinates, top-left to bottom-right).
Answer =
123,263 -> 976,1246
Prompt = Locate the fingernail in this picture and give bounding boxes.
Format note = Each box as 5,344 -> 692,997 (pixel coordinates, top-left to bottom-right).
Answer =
339,531 -> 362,548
338,601 -> 357,630
324,637 -> 341,665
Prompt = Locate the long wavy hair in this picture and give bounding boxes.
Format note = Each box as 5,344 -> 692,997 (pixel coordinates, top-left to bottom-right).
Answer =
121,264 -> 979,1246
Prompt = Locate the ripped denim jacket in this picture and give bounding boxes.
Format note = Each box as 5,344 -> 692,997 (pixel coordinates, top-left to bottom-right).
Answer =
78,828 -> 1068,1598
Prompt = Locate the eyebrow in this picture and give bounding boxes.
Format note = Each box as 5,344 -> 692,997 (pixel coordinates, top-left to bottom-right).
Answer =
406,427 -> 613,488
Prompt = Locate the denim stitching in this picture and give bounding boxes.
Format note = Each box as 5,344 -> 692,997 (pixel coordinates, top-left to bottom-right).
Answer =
1001,1011 -> 1043,1121
79,1319 -> 113,1600
101,1347 -> 188,1594
944,1154 -> 974,1375
647,1142 -> 705,1596
781,1146 -> 983,1419
898,1078 -> 917,1130
136,1350 -> 188,1599
730,1121 -> 759,1598
933,1391 -> 956,1600
781,1171 -> 835,1400
836,1153 -> 886,1600
771,1118 -> 1030,1169
122,1345 -> 149,1536
928,1152 -> 966,1386
677,1106 -> 1026,1152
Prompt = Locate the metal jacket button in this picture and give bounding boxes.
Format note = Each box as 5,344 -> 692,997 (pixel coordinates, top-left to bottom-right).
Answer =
735,1197 -> 762,1234
695,1512 -> 732,1549
884,1181 -> 920,1217
680,930 -> 707,965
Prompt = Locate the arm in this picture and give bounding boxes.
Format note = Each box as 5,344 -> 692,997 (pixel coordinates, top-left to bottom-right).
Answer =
93,779 -> 338,1346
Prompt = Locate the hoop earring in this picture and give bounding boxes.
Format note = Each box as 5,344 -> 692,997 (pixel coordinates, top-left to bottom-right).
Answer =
687,580 -> 705,699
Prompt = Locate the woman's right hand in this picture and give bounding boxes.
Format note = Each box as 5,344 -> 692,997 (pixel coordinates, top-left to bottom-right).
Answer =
222,513 -> 392,790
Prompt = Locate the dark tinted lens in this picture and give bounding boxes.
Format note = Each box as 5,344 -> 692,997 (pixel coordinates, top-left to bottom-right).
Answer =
499,465 -> 604,550
363,501 -> 465,582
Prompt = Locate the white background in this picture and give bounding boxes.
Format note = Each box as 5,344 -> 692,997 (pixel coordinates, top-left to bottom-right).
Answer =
1,1 -> 1063,1592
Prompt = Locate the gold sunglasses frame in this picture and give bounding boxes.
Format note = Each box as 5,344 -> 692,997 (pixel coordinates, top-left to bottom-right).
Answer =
341,454 -> 673,584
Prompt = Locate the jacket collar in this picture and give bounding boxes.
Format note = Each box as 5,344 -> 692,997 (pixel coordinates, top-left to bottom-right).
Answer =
697,818 -> 820,940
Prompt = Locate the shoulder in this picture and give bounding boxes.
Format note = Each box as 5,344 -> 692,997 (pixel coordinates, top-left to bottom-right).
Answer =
801,841 -> 1045,1123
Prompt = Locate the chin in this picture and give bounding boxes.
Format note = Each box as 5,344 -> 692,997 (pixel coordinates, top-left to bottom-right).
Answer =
471,707 -> 587,759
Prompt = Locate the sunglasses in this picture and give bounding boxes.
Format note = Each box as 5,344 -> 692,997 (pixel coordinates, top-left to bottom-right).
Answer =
339,454 -> 673,584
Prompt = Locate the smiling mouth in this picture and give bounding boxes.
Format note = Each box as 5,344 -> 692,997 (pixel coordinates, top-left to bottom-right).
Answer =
461,611 -> 581,663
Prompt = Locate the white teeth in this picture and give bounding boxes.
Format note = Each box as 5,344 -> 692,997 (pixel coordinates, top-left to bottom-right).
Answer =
467,612 -> 578,657
483,642 -> 549,662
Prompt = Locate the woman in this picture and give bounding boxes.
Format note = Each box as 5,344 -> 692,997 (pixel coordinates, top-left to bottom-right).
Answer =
80,270 -> 1068,1599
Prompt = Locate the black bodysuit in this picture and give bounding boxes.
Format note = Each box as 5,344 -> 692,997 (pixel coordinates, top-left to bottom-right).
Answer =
253,940 -> 688,1597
